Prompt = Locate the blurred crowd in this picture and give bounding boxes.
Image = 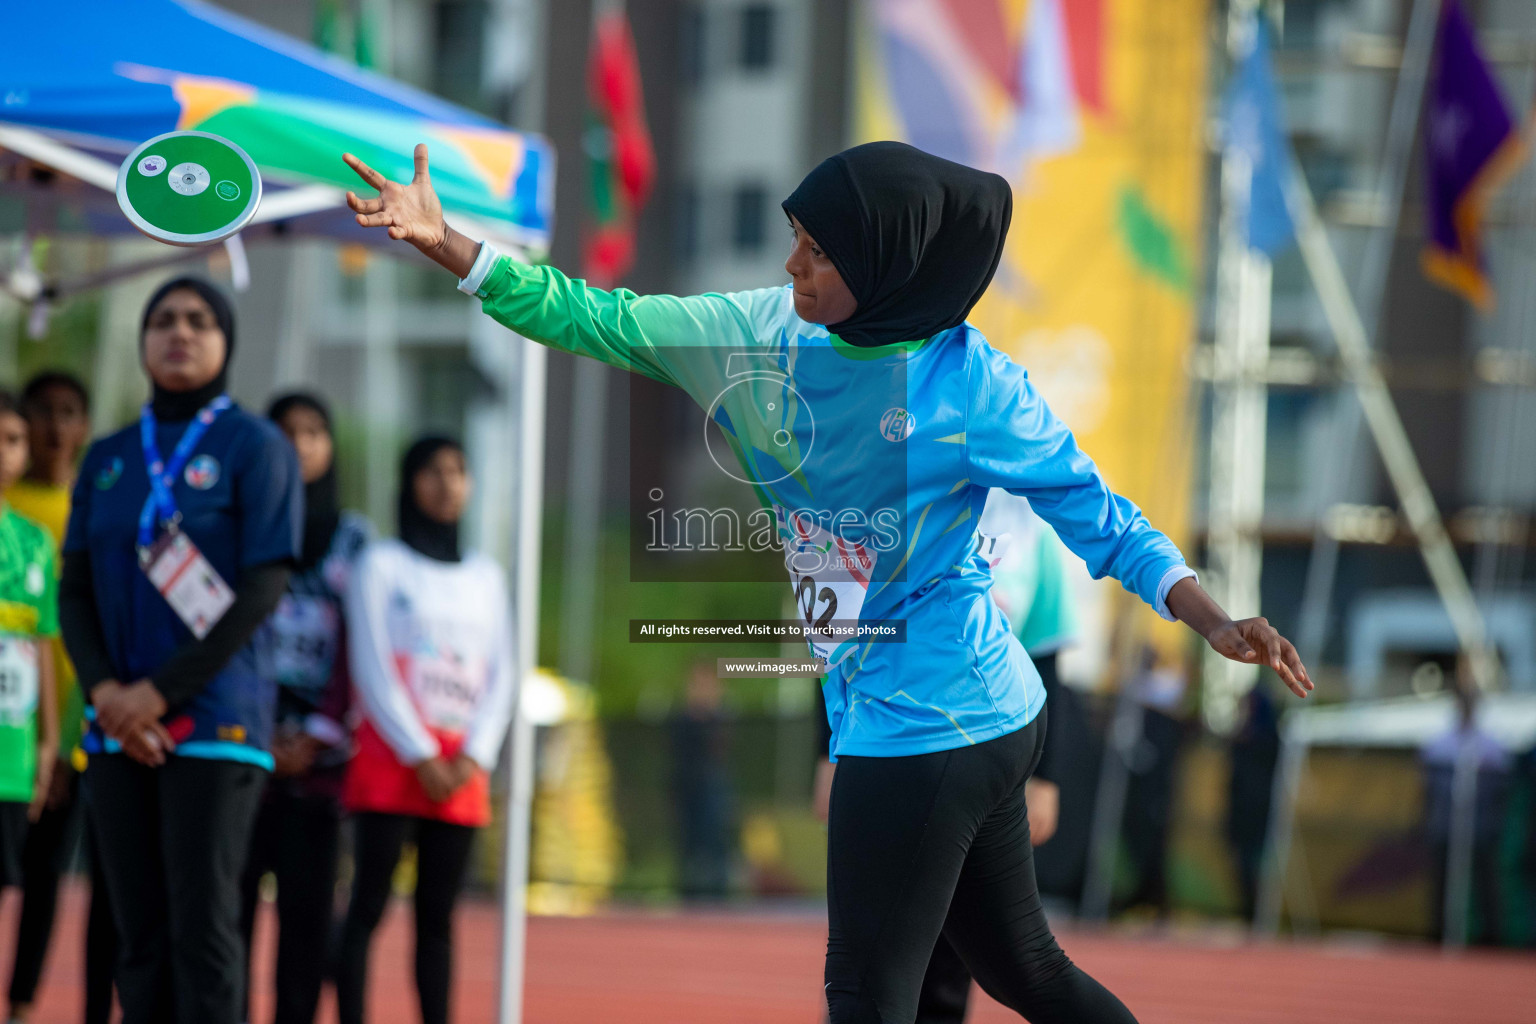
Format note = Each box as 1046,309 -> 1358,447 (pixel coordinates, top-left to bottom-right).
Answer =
1,278 -> 518,1024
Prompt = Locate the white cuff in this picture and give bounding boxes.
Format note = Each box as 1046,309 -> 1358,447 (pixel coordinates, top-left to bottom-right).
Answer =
457,241 -> 500,297
464,734 -> 504,773
303,713 -> 347,747
1154,565 -> 1198,622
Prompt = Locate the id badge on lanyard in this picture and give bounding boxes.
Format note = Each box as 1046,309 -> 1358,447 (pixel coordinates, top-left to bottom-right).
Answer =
137,397 -> 236,640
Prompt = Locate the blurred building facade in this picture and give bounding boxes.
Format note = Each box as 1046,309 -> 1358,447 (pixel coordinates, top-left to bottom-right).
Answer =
1205,0 -> 1536,693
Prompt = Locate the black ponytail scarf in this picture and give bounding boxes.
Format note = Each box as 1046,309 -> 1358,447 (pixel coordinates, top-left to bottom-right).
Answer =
398,436 -> 464,563
781,141 -> 1013,348
268,391 -> 341,570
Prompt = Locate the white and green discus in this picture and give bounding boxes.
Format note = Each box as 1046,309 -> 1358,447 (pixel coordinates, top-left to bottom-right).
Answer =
116,131 -> 262,246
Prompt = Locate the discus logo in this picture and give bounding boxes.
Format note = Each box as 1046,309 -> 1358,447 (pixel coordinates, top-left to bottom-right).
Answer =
703,353 -> 813,486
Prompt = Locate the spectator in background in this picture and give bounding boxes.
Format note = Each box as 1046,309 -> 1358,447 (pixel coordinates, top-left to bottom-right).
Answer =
239,393 -> 372,1024
1519,743 -> 1536,948
1226,684 -> 1281,922
978,492 -> 1078,859
1117,646 -> 1188,919
671,660 -> 734,900
338,437 -> 516,1024
0,387 -> 59,892
60,278 -> 303,1024
1421,672 -> 1511,945
4,371 -> 117,1024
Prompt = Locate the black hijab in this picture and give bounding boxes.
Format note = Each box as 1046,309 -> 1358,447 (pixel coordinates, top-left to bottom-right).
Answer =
268,392 -> 340,570
781,141 -> 1012,348
140,276 -> 235,421
398,437 -> 464,563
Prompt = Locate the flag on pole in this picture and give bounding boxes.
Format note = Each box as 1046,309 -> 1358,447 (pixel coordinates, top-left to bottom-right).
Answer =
1222,18 -> 1295,255
583,11 -> 656,288
1421,0 -> 1522,308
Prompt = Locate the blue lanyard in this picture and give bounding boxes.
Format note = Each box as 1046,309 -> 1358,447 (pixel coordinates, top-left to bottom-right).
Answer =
137,395 -> 233,550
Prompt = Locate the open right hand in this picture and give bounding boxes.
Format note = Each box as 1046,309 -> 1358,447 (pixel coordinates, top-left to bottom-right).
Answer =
344,146 -> 482,277
344,145 -> 447,252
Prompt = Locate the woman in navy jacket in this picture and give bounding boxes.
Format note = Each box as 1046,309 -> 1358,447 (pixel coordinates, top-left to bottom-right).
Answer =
60,278 -> 303,1024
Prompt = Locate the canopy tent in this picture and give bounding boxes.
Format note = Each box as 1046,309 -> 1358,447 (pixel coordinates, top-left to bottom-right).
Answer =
0,0 -> 554,298
1,5 -> 555,1020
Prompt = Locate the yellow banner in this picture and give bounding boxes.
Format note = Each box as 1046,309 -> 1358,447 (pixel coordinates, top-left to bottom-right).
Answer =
857,0 -> 1209,674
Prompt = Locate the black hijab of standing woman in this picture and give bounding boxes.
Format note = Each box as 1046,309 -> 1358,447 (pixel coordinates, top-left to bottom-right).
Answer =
141,276 -> 235,420
268,392 -> 341,568
398,437 -> 464,563
781,140 -> 1013,348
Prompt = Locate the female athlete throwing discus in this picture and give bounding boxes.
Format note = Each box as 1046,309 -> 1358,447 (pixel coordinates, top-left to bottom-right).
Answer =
344,141 -> 1311,1024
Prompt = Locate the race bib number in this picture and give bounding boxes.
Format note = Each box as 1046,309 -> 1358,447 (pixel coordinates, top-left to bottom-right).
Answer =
780,509 -> 875,667
402,651 -> 482,732
267,595 -> 339,692
0,637 -> 39,725
974,530 -> 1012,569
141,530 -> 235,640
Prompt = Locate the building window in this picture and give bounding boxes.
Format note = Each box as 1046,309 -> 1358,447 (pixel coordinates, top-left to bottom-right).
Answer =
679,5 -> 707,87
741,4 -> 775,71
733,185 -> 767,253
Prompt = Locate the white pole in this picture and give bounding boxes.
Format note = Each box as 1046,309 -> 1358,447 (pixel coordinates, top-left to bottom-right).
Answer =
1206,134 -> 1272,735
1284,168 -> 1501,694
1443,724 -> 1480,948
497,336 -> 546,1024
498,0 -> 548,1018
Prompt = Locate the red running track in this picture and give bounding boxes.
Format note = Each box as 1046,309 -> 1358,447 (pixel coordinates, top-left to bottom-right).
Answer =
3,885 -> 1531,1023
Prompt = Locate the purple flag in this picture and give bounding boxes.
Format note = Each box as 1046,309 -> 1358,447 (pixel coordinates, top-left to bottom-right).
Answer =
1422,0 -> 1522,308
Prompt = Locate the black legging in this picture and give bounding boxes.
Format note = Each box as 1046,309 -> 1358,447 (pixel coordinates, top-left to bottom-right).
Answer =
825,710 -> 1136,1024
6,771 -> 118,1023
86,754 -> 266,1024
8,770 -> 76,1010
336,812 -> 476,1024
239,787 -> 343,1024
908,651 -> 1071,1024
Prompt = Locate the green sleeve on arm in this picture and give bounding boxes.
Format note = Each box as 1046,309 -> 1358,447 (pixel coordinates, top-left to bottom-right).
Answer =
475,257 -> 761,388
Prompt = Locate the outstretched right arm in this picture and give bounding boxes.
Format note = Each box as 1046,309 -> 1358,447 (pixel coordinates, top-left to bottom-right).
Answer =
344,147 -> 758,386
